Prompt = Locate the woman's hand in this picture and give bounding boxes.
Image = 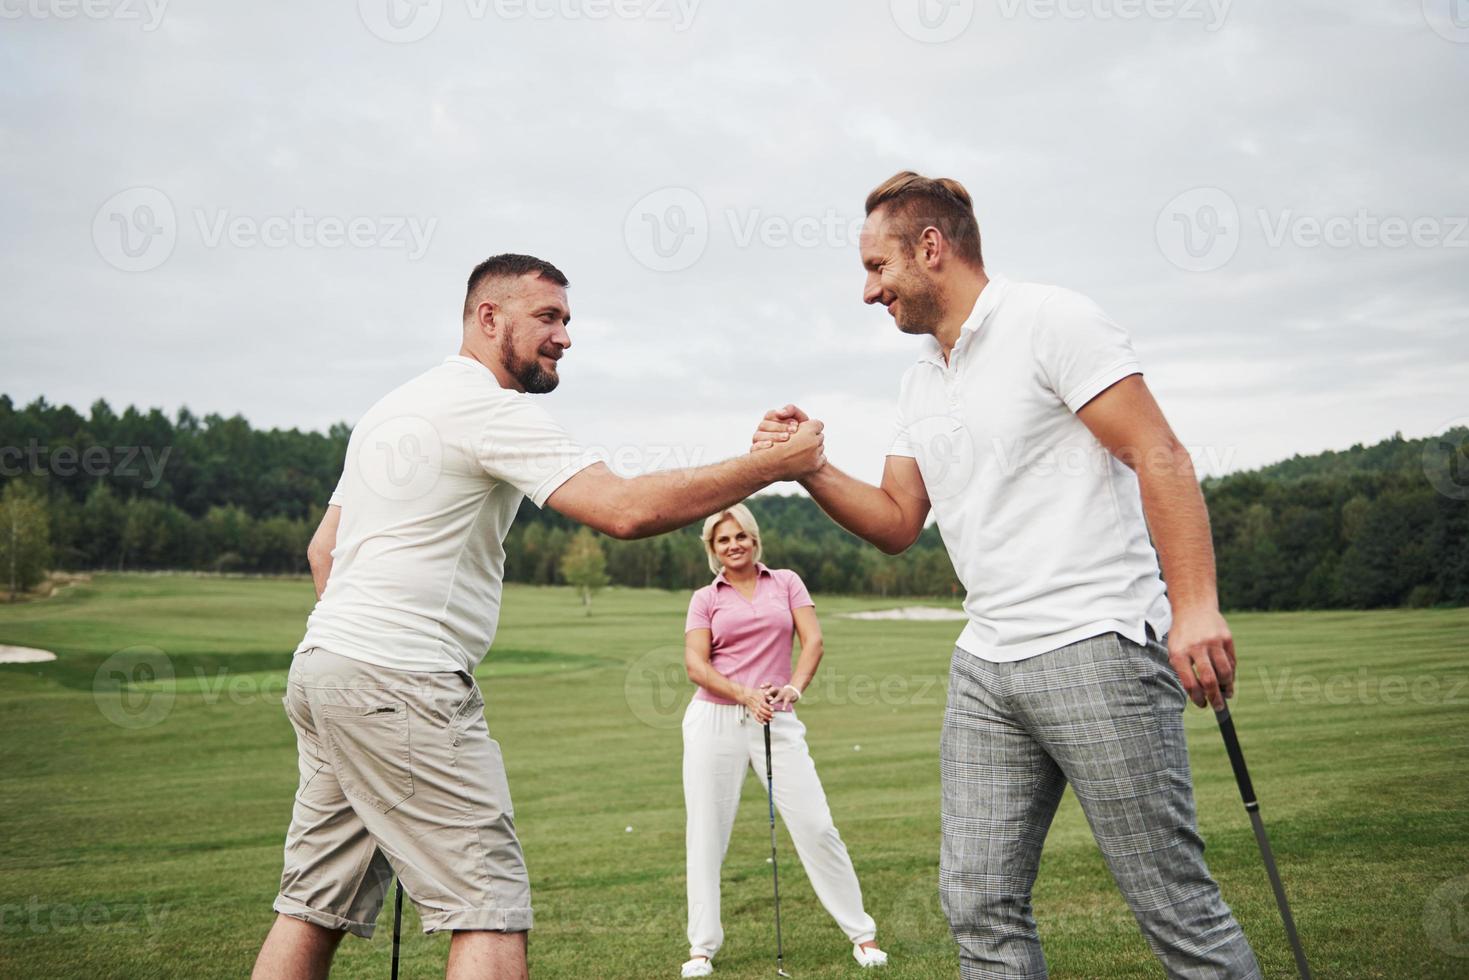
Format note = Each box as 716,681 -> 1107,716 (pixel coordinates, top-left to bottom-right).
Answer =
760,682 -> 802,710
739,687 -> 775,724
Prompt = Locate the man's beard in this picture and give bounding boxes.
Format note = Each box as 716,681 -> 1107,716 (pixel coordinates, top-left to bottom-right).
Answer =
892,272 -> 945,336
500,328 -> 560,393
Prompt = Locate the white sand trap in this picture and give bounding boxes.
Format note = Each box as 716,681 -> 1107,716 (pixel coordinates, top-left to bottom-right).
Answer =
0,645 -> 57,664
840,607 -> 968,621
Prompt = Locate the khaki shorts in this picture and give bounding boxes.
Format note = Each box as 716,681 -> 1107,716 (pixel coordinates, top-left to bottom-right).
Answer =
272,648 -> 532,937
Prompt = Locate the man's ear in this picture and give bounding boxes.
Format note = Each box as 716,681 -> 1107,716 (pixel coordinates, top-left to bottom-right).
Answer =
476,299 -> 499,339
919,226 -> 943,269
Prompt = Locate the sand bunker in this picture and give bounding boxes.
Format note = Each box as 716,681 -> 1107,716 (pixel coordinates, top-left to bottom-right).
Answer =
840,607 -> 968,621
0,645 -> 58,664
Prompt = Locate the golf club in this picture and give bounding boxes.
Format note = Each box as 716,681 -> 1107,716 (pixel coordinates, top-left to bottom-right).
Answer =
391,878 -> 403,980
763,722 -> 792,978
1214,705 -> 1312,979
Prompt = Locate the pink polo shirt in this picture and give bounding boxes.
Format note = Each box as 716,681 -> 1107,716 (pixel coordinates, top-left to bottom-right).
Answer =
685,563 -> 814,711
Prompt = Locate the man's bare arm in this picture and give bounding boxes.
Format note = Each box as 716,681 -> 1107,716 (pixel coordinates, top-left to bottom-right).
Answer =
546,420 -> 825,539
752,405 -> 930,555
306,504 -> 341,599
1076,373 -> 1234,709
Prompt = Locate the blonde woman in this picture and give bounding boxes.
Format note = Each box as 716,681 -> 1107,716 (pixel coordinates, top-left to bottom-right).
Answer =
679,503 -> 888,977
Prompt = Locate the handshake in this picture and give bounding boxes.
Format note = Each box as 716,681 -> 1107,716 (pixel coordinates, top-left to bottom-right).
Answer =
748,404 -> 826,483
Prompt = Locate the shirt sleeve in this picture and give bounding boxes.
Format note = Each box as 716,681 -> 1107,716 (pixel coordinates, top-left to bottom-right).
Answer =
1032,289 -> 1142,413
785,571 -> 815,610
475,395 -> 604,507
328,474 -> 345,507
887,368 -> 918,458
685,588 -> 713,632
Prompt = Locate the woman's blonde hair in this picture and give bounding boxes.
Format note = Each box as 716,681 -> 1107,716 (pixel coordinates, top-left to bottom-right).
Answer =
701,503 -> 763,576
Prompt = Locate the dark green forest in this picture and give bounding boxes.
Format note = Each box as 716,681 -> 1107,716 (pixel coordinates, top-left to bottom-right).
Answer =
1,394 -> 1465,608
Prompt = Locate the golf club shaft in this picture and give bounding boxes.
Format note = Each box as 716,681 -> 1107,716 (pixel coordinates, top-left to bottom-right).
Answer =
1214,706 -> 1311,980
764,722 -> 786,974
391,878 -> 403,980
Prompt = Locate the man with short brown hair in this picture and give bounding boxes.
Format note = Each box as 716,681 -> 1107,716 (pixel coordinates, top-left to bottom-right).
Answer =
253,254 -> 826,980
753,174 -> 1261,978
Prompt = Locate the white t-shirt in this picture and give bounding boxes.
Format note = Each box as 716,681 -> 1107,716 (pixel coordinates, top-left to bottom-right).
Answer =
296,355 -> 601,673
889,277 -> 1172,662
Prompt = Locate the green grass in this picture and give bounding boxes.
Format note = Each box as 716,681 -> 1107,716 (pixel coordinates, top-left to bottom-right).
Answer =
1,574 -> 1466,978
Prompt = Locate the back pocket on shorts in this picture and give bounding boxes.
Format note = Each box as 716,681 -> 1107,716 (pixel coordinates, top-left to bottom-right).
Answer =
320,701 -> 415,812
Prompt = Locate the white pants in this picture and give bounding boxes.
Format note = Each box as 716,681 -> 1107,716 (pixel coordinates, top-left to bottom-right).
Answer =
682,699 -> 877,960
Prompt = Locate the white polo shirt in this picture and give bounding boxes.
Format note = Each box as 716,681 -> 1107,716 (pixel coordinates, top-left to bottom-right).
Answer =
889,277 -> 1172,662
295,355 -> 601,674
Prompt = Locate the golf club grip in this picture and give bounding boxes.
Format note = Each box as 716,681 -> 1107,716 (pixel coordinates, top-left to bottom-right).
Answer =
1214,707 -> 1257,808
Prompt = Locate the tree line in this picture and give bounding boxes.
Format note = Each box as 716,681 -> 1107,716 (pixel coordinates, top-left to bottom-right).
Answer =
1,394 -> 1464,608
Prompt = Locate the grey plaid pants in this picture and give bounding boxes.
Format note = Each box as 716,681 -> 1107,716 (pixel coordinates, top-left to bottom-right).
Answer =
940,631 -> 1260,979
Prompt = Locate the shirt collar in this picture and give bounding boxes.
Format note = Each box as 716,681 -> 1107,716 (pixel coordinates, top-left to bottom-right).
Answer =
917,275 -> 1007,367
445,354 -> 494,377
713,562 -> 773,588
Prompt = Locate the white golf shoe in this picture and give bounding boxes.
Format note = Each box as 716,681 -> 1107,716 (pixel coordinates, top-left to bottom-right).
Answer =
680,957 -> 714,977
853,944 -> 889,968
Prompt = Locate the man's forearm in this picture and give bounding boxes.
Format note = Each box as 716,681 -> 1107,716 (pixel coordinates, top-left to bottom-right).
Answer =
1137,447 -> 1219,611
622,453 -> 777,538
310,558 -> 332,599
801,464 -> 909,554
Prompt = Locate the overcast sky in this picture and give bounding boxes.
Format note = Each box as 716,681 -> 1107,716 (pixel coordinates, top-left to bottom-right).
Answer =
3,0 -> 1466,487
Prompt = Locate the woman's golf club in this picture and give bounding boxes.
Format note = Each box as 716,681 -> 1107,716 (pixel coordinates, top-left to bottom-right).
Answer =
763,722 -> 792,978
1214,705 -> 1312,979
